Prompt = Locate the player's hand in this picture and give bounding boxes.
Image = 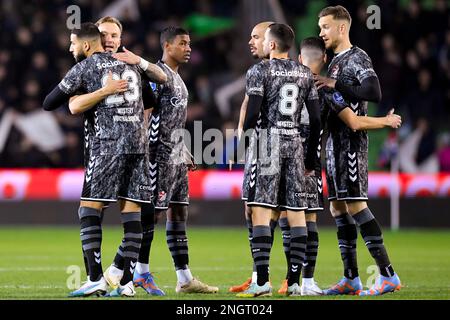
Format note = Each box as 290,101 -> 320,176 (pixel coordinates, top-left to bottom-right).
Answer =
112,46 -> 141,65
305,169 -> 316,177
314,75 -> 336,90
184,149 -> 197,171
103,71 -> 128,95
386,108 -> 402,129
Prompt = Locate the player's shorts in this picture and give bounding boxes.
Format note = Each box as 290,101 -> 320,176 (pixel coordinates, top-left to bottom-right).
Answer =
81,154 -> 152,204
300,124 -> 324,212
150,160 -> 189,210
325,148 -> 368,201
246,136 -> 308,211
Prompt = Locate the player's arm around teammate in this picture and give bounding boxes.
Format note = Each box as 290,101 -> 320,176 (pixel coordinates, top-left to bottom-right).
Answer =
317,5 -> 402,296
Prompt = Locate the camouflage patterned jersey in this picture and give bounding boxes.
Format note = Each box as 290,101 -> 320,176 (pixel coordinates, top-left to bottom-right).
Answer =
325,46 -> 378,153
148,61 -> 188,163
244,58 -> 319,210
58,52 -> 148,156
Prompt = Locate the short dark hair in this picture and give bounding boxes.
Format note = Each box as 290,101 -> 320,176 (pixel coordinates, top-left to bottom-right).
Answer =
160,26 -> 189,49
300,37 -> 325,53
71,22 -> 101,40
318,5 -> 352,25
267,23 -> 295,52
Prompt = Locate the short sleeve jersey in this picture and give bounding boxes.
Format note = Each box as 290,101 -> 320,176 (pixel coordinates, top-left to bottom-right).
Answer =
149,61 -> 189,162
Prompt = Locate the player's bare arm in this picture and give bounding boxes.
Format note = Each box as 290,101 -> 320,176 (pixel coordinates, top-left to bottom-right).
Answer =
68,71 -> 128,115
338,107 -> 402,131
112,47 -> 167,84
237,95 -> 249,139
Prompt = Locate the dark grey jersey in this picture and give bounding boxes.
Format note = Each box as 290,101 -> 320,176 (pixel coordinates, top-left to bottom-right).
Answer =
149,61 -> 188,162
58,52 -> 148,156
246,59 -> 318,135
325,46 -> 377,152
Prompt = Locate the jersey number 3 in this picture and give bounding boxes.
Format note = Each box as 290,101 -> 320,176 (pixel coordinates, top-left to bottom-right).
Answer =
279,83 -> 299,116
101,70 -> 140,105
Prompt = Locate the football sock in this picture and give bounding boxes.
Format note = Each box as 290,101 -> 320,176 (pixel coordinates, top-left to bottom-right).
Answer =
287,226 -> 307,286
303,221 -> 319,279
120,212 -> 142,285
352,208 -> 395,277
278,217 -> 291,279
136,262 -> 149,275
176,268 -> 194,284
112,240 -> 125,270
252,225 -> 272,286
78,207 -> 103,282
334,213 -> 359,279
138,202 -> 155,265
82,207 -> 105,277
166,220 -> 189,270
246,217 -> 256,273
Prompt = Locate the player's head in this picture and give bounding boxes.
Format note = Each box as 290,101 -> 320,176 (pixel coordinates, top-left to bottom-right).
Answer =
262,23 -> 295,56
160,27 -> 191,64
248,21 -> 274,59
70,22 -> 102,62
318,5 -> 351,51
299,37 -> 327,71
96,16 -> 122,52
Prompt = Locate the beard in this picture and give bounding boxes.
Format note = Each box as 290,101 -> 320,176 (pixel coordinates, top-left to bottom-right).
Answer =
74,52 -> 87,63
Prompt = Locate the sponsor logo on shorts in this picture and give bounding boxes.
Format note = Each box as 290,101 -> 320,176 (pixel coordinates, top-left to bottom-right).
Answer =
294,192 -> 318,199
138,185 -> 152,191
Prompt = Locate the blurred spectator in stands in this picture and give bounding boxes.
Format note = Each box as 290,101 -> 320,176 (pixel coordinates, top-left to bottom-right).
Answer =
377,34 -> 402,115
438,133 -> 450,172
399,118 -> 439,173
405,68 -> 444,126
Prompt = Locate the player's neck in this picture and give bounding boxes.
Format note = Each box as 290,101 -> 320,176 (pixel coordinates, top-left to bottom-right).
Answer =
86,45 -> 104,58
334,38 -> 352,55
309,64 -> 323,75
270,52 -> 289,60
162,56 -> 180,73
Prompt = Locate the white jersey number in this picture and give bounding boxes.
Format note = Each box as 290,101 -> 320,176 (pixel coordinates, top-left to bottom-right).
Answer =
279,83 -> 299,116
101,69 -> 140,106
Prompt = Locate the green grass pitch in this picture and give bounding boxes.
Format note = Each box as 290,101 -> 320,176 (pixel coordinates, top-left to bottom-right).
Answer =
1,226 -> 449,300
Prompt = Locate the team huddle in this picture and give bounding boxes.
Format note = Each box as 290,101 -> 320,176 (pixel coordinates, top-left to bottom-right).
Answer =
42,5 -> 402,298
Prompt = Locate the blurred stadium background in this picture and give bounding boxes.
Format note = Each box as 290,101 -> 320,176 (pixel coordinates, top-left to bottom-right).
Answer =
0,0 -> 449,299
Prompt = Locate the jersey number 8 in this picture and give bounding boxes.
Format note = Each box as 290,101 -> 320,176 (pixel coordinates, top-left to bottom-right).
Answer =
101,69 -> 140,106
279,83 -> 299,116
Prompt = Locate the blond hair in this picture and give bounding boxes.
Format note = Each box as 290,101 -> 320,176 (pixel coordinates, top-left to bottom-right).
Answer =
95,16 -> 123,33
